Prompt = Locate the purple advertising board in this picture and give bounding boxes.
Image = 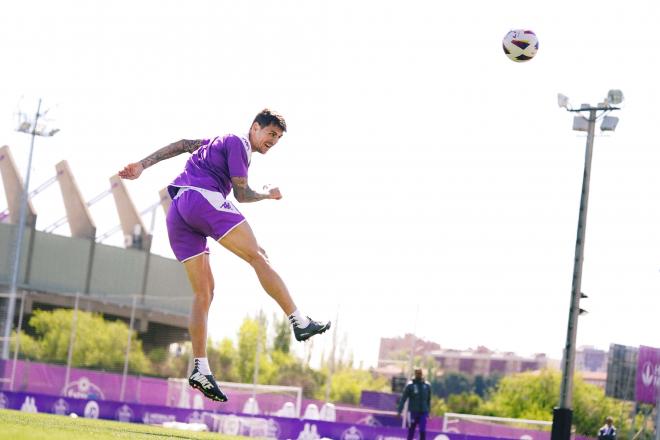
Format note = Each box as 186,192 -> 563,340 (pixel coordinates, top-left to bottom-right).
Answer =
0,360 -> 591,440
0,389 -> 590,440
0,389 -> 459,440
635,345 -> 660,404
360,390 -> 399,411
0,359 -> 169,405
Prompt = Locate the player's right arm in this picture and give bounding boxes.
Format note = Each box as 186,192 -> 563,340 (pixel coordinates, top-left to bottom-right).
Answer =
118,139 -> 203,180
231,177 -> 282,203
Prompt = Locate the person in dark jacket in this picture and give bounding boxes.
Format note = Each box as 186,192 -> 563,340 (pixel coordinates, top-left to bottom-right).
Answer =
397,368 -> 432,440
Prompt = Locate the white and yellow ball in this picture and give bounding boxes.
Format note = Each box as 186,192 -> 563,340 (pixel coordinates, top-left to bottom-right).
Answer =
502,30 -> 539,62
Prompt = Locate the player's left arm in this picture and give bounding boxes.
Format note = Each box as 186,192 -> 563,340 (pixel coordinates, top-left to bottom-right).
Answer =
231,177 -> 282,203
118,139 -> 203,180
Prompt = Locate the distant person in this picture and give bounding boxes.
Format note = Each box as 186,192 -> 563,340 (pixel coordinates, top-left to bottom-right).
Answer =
119,108 -> 330,402
397,367 -> 432,440
598,417 -> 617,440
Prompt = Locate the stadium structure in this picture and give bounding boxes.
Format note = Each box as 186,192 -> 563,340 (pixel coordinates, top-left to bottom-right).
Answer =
0,144 -> 191,353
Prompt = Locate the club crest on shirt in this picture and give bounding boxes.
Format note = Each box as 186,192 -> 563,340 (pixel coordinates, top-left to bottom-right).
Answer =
238,134 -> 252,165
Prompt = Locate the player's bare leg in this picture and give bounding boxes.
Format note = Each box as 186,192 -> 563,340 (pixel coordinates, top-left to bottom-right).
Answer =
183,254 -> 214,358
219,222 -> 295,313
219,221 -> 330,341
182,253 -> 227,402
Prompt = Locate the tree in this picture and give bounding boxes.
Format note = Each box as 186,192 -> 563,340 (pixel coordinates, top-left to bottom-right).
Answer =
326,368 -> 389,404
447,392 -> 484,414
208,337 -> 239,383
430,397 -> 449,417
481,369 -> 562,420
147,342 -> 190,378
431,372 -> 500,400
474,374 -> 501,398
237,315 -> 274,384
432,372 -> 473,398
269,350 -> 327,398
572,374 -> 634,438
13,309 -> 150,374
480,370 -> 633,436
272,314 -> 291,354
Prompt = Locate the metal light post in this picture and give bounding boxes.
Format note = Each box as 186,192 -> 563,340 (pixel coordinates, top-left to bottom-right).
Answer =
1,98 -> 59,359
120,295 -> 137,402
551,90 -> 623,440
325,309 -> 339,403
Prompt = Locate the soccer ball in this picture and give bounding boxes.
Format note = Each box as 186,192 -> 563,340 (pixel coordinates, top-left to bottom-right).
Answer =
502,30 -> 538,62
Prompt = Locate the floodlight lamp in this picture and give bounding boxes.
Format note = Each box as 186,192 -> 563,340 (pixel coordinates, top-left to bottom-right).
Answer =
607,89 -> 624,105
572,116 -> 589,132
42,128 -> 60,137
600,116 -> 619,132
558,93 -> 570,109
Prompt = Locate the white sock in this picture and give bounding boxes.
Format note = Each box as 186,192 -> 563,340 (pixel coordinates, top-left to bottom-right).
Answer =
288,309 -> 310,328
194,357 -> 212,375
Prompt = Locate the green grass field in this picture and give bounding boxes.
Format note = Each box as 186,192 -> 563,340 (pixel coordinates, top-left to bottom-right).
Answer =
0,409 -> 247,440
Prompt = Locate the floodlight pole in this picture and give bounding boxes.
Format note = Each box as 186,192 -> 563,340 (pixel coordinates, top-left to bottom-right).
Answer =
1,99 -> 42,360
551,103 -> 619,440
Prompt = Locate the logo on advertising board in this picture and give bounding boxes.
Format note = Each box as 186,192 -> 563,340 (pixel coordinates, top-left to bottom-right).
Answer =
116,404 -> 133,422
84,400 -> 100,419
636,346 -> 660,404
245,417 -> 279,438
143,412 -> 176,425
341,426 -> 364,440
641,361 -> 660,387
20,396 -> 38,413
265,418 -> 281,439
52,398 -> 69,415
296,422 -> 321,440
187,410 -> 204,424
217,415 -> 280,439
376,434 -> 449,440
221,415 -> 241,435
0,392 -> 8,409
62,377 -> 105,400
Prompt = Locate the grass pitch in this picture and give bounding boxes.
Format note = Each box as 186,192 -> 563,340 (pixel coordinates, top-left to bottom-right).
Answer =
0,409 -> 246,440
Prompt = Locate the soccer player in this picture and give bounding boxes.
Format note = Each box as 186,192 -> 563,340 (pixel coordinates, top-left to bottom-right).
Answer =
119,109 -> 330,402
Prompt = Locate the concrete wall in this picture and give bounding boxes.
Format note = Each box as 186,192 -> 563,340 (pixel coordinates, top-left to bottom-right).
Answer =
0,222 -> 191,316
0,223 -> 31,286
27,231 -> 90,293
89,242 -> 146,305
144,254 -> 193,314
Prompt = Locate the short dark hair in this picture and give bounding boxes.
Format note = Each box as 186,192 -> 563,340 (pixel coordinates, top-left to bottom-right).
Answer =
253,108 -> 287,132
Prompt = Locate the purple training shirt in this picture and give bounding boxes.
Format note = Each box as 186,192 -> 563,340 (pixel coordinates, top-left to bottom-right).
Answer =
169,134 -> 252,198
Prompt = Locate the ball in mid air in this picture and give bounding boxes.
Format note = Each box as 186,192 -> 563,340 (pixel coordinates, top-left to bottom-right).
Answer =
503,30 -> 539,62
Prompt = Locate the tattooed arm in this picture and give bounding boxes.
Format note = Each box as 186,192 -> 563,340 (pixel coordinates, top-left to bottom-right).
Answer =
231,177 -> 282,203
118,139 -> 203,180
139,139 -> 202,169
